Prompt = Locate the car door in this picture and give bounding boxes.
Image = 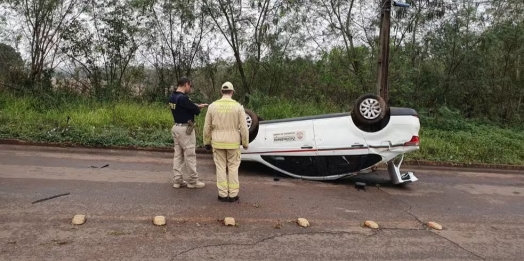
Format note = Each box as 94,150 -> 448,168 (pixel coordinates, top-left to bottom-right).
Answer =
263,119 -> 318,156
313,115 -> 368,154
312,114 -> 371,175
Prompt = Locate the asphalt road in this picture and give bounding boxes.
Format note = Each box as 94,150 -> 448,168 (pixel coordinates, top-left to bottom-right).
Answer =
0,144 -> 523,261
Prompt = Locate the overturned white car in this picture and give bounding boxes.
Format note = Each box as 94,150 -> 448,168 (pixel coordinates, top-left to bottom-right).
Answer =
240,93 -> 420,185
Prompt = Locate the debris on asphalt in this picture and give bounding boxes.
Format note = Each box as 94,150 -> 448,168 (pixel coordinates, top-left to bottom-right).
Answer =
52,239 -> 71,246
72,214 -> 86,225
107,230 -> 127,236
297,218 -> 310,227
224,217 -> 235,226
364,220 -> 379,229
427,221 -> 443,230
355,182 -> 366,191
153,216 -> 166,226
253,203 -> 260,208
274,222 -> 282,229
90,164 -> 109,168
32,192 -> 70,204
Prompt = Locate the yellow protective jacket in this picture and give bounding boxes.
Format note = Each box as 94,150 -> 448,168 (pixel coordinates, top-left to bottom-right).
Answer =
203,96 -> 249,149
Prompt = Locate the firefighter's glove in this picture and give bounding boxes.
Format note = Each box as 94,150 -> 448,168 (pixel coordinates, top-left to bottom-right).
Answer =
204,145 -> 212,151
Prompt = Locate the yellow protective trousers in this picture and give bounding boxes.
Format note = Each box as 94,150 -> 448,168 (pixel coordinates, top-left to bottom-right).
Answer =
213,148 -> 241,198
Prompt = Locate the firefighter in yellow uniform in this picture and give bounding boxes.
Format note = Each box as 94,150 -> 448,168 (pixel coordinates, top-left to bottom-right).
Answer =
203,81 -> 249,202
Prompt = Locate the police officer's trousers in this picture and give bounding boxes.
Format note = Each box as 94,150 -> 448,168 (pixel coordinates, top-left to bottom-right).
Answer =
213,148 -> 241,198
171,125 -> 199,185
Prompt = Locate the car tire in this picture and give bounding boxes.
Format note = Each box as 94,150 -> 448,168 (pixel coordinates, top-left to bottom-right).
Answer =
244,109 -> 259,133
352,93 -> 388,125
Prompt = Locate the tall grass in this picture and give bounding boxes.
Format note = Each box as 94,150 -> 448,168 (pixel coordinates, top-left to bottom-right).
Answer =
0,93 -> 174,147
409,127 -> 524,165
0,92 -> 523,165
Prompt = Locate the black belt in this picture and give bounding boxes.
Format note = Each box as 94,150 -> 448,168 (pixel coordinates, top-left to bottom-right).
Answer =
174,123 -> 189,126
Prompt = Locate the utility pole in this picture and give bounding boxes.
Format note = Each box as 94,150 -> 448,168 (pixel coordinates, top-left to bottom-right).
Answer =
376,0 -> 410,104
376,0 -> 392,104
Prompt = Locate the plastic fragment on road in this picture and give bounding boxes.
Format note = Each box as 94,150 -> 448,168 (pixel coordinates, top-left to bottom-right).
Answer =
224,217 -> 235,226
90,164 -> 109,168
153,216 -> 166,226
297,218 -> 309,227
427,221 -> 443,230
365,220 -> 379,229
355,182 -> 366,191
72,214 -> 86,225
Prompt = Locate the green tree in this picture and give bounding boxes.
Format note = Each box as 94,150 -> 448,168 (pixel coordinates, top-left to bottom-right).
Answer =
0,0 -> 82,91
140,0 -> 209,79
202,0 -> 295,104
299,0 -> 376,92
0,42 -> 25,89
61,0 -> 146,100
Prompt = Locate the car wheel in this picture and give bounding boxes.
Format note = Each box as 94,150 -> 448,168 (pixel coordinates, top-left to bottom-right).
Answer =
352,93 -> 387,125
244,109 -> 259,133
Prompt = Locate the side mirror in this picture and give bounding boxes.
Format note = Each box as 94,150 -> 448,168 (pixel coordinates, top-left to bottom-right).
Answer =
393,1 -> 410,8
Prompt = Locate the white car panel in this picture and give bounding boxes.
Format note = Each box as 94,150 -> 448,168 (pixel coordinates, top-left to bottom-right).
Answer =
239,101 -> 421,185
265,119 -> 317,154
313,114 -> 369,156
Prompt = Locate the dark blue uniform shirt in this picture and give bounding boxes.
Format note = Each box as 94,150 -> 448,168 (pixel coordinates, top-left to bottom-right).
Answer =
168,91 -> 200,123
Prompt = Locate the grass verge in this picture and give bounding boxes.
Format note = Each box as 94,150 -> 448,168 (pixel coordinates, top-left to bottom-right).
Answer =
0,93 -> 523,165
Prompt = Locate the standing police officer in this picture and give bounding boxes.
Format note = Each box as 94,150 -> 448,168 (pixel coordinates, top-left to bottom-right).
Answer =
168,77 -> 208,189
203,81 -> 249,202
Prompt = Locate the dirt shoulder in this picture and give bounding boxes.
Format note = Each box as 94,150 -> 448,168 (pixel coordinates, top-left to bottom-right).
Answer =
1,138 -> 523,172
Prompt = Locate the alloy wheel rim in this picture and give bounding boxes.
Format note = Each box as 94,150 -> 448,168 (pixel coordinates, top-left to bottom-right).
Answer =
359,98 -> 382,119
245,113 -> 252,128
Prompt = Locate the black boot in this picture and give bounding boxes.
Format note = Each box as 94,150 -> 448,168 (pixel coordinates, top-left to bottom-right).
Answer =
228,196 -> 239,202
218,196 -> 229,202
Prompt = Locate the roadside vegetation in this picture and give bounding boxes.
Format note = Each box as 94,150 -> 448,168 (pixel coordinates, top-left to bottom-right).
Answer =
0,1 -> 523,166
1,92 -> 523,165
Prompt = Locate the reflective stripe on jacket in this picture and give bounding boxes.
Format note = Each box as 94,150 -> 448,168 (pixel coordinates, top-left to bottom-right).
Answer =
203,97 -> 249,149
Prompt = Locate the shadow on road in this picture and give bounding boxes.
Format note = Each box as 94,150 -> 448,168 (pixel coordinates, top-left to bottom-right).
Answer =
239,161 -> 415,191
